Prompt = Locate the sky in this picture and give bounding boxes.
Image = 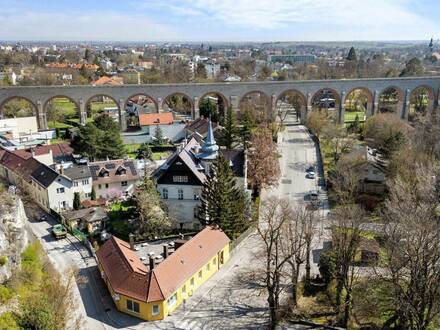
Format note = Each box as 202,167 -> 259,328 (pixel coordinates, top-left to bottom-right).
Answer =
0,0 -> 438,42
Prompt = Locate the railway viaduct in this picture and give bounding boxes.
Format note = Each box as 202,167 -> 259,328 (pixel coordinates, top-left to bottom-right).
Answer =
1,76 -> 439,130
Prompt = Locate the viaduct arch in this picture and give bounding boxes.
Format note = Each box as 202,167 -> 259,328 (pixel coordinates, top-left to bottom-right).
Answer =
1,76 -> 439,130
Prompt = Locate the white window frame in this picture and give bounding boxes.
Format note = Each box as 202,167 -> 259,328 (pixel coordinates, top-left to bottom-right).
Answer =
178,189 -> 184,200
152,304 -> 160,316
167,293 -> 177,307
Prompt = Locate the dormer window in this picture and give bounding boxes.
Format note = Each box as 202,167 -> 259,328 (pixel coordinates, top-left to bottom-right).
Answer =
99,168 -> 109,177
116,166 -> 127,175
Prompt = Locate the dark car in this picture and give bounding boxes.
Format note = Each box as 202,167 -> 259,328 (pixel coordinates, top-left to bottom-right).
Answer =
306,165 -> 315,173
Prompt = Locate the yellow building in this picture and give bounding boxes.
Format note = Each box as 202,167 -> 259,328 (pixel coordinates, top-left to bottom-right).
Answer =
96,226 -> 230,321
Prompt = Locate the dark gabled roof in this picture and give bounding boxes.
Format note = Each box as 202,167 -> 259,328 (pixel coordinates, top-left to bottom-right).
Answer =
31,164 -> 60,188
152,137 -> 206,184
88,159 -> 139,184
0,147 -> 41,183
220,149 -> 245,177
63,165 -> 91,180
63,207 -> 108,223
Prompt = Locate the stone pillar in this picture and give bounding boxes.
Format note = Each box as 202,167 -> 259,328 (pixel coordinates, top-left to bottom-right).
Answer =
338,91 -> 346,125
118,98 -> 127,131
192,96 -> 200,120
269,94 -> 277,121
402,89 -> 411,120
371,90 -> 379,116
157,97 -> 162,113
79,99 -> 87,126
229,95 -> 239,116
36,100 -> 47,130
304,93 -> 312,123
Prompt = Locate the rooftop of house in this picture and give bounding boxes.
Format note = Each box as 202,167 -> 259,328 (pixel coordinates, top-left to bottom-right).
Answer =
63,165 -> 91,181
88,159 -> 139,185
31,163 -> 61,188
92,76 -> 124,86
96,226 -> 230,302
12,143 -> 74,161
139,113 -> 174,126
185,117 -> 222,138
62,207 -> 108,223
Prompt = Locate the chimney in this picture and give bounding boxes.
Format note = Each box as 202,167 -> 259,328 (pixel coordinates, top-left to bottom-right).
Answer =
59,166 -> 64,175
163,245 -> 169,259
149,256 -> 155,270
129,233 -> 135,250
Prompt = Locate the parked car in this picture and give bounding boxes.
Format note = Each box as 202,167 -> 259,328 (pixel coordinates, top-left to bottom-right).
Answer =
308,190 -> 319,199
306,165 -> 315,173
306,172 -> 316,179
52,224 -> 67,239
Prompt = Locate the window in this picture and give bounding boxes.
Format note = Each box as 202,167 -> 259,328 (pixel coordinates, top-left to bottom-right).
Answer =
126,300 -> 140,313
198,270 -> 202,279
178,189 -> 183,200
167,293 -> 177,307
118,169 -> 127,175
56,187 -> 65,194
206,263 -> 210,271
82,179 -> 89,185
162,188 -> 168,199
190,277 -> 194,286
182,285 -> 187,294
152,304 -> 160,316
105,183 -> 109,188
121,181 -> 128,187
73,181 -> 78,187
173,175 -> 188,183
98,184 -> 102,189
213,257 -> 217,266
193,206 -> 199,218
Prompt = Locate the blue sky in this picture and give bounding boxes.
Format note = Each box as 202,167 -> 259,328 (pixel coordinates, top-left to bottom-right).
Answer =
0,0 -> 438,41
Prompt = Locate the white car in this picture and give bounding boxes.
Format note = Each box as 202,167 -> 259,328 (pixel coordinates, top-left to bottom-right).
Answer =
306,172 -> 316,179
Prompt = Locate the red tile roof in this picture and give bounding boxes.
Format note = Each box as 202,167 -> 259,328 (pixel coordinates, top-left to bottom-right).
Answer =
0,147 -> 42,183
139,113 -> 173,126
11,143 -> 73,158
96,226 -> 230,302
92,76 -> 124,86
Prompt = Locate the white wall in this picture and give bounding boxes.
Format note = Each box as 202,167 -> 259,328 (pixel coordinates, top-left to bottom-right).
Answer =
71,177 -> 93,200
46,176 -> 74,211
94,179 -> 137,199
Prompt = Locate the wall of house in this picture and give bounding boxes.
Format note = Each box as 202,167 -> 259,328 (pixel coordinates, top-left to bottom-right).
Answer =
0,116 -> 38,139
156,183 -> 202,229
71,177 -> 92,200
94,179 -> 137,200
97,262 -> 166,321
163,244 -> 230,317
46,176 -> 74,211
122,123 -> 186,144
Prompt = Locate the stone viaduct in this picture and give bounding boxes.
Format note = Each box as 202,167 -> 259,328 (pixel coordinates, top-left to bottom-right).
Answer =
1,76 -> 439,130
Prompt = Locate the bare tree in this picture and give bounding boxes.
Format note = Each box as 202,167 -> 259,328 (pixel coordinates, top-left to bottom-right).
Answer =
256,197 -> 295,329
331,204 -> 367,328
322,122 -> 354,163
248,125 -> 281,193
380,163 -> 440,330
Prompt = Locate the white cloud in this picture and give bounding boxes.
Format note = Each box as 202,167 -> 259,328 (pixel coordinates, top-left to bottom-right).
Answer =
144,0 -> 438,40
0,9 -> 177,41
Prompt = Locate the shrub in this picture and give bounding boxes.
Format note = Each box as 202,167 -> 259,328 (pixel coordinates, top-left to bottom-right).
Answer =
319,250 -> 337,284
0,312 -> 19,330
0,285 -> 13,304
0,256 -> 7,266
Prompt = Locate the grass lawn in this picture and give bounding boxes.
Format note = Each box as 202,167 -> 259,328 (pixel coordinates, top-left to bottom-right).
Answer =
107,200 -> 137,241
52,98 -> 78,118
344,111 -> 366,123
50,138 -> 70,145
47,120 -> 73,129
125,143 -> 170,160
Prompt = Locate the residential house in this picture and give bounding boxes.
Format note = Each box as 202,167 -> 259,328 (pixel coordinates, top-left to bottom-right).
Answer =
88,159 -> 140,200
96,226 -> 230,321
62,165 -> 93,201
123,113 -> 186,145
184,117 -> 223,140
152,120 -> 247,229
0,147 -> 75,212
62,207 -> 108,235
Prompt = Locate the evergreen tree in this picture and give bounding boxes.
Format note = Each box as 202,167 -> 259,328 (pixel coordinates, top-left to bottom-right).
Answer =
220,106 -> 237,149
346,47 -> 357,61
240,108 -> 257,149
198,154 -> 249,239
199,98 -> 219,122
136,143 -> 153,160
153,125 -> 165,145
399,57 -> 424,77
73,192 -> 81,210
91,186 -> 96,201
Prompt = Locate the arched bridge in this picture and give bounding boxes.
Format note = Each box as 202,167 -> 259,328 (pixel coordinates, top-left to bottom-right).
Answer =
1,76 -> 439,130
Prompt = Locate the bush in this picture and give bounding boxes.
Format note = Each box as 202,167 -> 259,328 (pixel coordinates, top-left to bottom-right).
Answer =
0,312 -> 19,330
0,256 -> 7,266
319,250 -> 337,284
0,285 -> 13,304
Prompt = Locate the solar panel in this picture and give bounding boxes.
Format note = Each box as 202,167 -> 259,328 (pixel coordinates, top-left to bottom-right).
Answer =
105,163 -> 116,169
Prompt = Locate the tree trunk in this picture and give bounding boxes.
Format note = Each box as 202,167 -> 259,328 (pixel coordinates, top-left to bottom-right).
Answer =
342,288 -> 352,328
267,288 -> 277,330
291,263 -> 299,306
335,278 -> 343,309
305,240 -> 311,284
